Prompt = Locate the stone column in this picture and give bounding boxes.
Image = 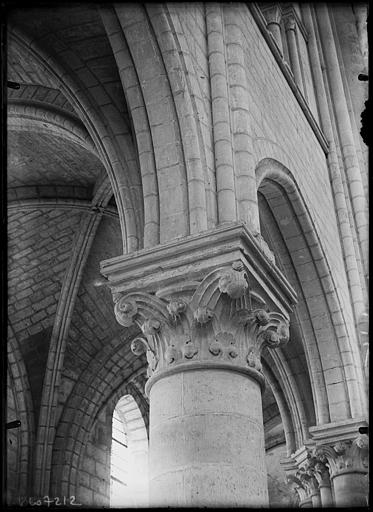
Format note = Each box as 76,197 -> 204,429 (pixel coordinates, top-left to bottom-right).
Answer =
313,460 -> 333,507
262,4 -> 283,55
206,3 -> 236,223
101,224 -> 297,507
287,474 -> 311,508
301,3 -> 366,342
299,497 -> 313,508
289,467 -> 321,508
313,434 -> 369,507
301,451 -> 334,507
283,13 -> 303,93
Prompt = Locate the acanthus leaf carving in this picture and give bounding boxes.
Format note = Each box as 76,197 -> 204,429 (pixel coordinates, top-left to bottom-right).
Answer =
312,436 -> 369,477
304,453 -> 331,487
131,336 -> 158,378
114,297 -> 138,327
167,299 -> 187,323
218,260 -> 248,299
112,266 -> 291,385
296,468 -> 319,495
333,441 -> 347,455
247,347 -> 262,371
141,318 -> 161,336
209,331 -> 238,360
254,309 -> 270,326
182,336 -> 198,360
286,474 -> 308,502
194,306 -> 214,325
164,344 -> 181,365
261,320 -> 290,349
355,433 -> 369,450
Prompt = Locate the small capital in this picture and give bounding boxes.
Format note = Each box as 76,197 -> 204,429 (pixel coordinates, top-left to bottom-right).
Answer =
261,4 -> 282,25
284,13 -> 296,32
110,265 -> 291,390
312,436 -> 369,478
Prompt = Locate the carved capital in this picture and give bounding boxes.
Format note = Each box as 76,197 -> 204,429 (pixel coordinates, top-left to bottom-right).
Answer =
284,13 -> 296,32
312,434 -> 369,478
296,467 -> 320,496
305,456 -> 331,487
111,265 -> 291,393
218,260 -> 248,299
261,4 -> 282,25
193,306 -> 214,325
167,298 -> 187,322
286,474 -> 309,502
114,297 -> 138,327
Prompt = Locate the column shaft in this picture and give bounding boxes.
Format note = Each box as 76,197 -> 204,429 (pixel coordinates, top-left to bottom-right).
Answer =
285,17 -> 303,92
332,472 -> 368,507
267,22 -> 283,53
225,8 -> 260,232
301,4 -> 365,328
149,369 -> 268,507
316,3 -> 368,277
319,484 -> 334,507
311,491 -> 321,507
206,3 -> 237,224
299,497 -> 313,508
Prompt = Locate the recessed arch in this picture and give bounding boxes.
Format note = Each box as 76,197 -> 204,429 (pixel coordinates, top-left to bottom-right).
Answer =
255,157 -> 367,426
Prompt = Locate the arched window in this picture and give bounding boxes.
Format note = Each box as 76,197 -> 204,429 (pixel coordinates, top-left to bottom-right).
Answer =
110,395 -> 149,508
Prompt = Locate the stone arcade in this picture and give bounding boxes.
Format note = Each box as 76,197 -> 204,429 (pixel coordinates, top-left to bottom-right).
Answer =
6,2 -> 368,508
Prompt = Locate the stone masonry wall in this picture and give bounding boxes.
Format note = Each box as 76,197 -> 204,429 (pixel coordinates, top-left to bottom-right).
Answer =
171,5 -> 354,336
76,406 -> 111,507
7,374 -> 21,505
8,208 -> 83,417
8,208 -> 83,343
266,443 -> 296,508
235,7 -> 354,345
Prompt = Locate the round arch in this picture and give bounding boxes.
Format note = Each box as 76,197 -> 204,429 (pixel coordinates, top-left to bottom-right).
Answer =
255,157 -> 367,427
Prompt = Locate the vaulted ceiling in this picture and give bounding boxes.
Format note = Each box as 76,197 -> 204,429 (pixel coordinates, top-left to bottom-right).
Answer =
7,3 -> 284,452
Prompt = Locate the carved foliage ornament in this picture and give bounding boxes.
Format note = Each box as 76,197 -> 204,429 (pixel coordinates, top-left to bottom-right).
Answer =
218,260 -> 248,299
312,434 -> 369,477
286,474 -> 309,502
305,454 -> 331,486
194,306 -> 214,325
112,264 -> 290,380
295,468 -> 319,495
114,297 -> 137,327
131,337 -> 158,378
164,334 -> 199,365
167,299 -> 187,322
209,331 -> 238,360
